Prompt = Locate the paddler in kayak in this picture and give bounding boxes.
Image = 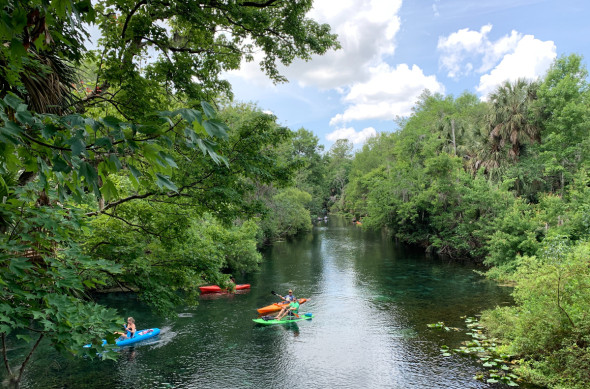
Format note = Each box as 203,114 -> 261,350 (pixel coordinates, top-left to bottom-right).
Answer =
116,317 -> 137,340
277,289 -> 296,302
275,299 -> 300,321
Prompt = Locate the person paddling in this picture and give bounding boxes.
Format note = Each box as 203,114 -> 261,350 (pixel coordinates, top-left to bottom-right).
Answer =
275,299 -> 300,321
277,289 -> 296,302
117,317 -> 136,340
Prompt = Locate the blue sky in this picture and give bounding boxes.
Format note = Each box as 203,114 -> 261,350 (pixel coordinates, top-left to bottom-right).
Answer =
224,0 -> 590,151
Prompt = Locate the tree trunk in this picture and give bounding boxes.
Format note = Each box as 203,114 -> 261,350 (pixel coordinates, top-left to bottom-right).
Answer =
451,119 -> 456,156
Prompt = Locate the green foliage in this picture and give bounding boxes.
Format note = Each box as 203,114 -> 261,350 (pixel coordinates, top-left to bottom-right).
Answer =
327,55 -> 590,388
484,198 -> 544,270
259,187 -> 313,242
0,185 -> 124,375
1,1 -> 339,385
287,128 -> 328,217
326,139 -> 354,212
481,239 -> 590,389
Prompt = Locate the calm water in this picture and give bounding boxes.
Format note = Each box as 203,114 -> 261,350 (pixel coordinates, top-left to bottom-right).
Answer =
15,217 -> 519,388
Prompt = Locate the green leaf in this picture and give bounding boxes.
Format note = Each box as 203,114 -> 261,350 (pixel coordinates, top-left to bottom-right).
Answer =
9,258 -> 33,276
158,151 -> 177,168
0,176 -> 7,198
128,165 -> 142,180
78,162 -> 98,187
100,116 -> 122,130
16,334 -> 32,342
94,137 -> 113,150
136,124 -> 159,135
100,179 -> 118,202
4,94 -> 22,110
63,114 -> 88,129
52,154 -> 71,173
41,124 -> 59,139
15,109 -> 34,125
203,119 -> 229,139
201,101 -> 216,118
174,108 -> 203,126
2,121 -> 23,137
69,137 -> 86,156
155,173 -> 177,192
108,155 -> 122,171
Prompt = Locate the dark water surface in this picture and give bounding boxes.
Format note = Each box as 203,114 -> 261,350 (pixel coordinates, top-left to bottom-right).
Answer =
16,217 -> 519,388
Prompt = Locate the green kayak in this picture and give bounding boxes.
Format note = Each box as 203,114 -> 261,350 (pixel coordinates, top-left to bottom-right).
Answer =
253,313 -> 314,325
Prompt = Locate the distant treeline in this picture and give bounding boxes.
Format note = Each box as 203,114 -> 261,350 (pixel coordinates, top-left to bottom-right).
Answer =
324,54 -> 590,389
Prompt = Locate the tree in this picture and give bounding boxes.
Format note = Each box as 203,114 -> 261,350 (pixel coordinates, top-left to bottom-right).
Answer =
288,128 -> 327,217
326,138 -> 353,206
536,54 -> 590,193
1,1 -> 340,116
0,1 -> 339,386
486,78 -> 541,161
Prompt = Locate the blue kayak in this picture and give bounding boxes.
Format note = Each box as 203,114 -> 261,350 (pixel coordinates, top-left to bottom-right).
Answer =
84,328 -> 160,348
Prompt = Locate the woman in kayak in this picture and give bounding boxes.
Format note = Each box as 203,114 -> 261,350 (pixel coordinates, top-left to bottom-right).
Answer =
117,317 -> 136,339
275,300 -> 300,321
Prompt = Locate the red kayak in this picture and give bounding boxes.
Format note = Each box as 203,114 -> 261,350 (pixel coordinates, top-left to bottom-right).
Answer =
257,298 -> 308,314
199,284 -> 250,293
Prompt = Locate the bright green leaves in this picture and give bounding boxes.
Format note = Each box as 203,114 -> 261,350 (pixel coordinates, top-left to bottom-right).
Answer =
0,197 -> 123,354
201,101 -> 216,118
203,119 -> 230,139
173,108 -> 203,128
99,178 -> 118,202
0,95 -> 230,204
164,106 -> 229,141
155,173 -> 177,192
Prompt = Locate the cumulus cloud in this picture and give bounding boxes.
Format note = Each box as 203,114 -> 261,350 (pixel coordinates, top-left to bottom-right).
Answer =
227,0 -> 402,90
326,126 -> 377,145
329,63 -> 444,125
477,35 -> 556,98
438,24 -> 557,99
437,24 -> 495,78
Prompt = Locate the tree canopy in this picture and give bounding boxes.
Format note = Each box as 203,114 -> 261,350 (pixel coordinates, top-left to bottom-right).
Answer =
0,1 -> 339,386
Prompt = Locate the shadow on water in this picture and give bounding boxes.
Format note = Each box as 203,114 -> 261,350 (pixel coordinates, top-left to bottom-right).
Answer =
8,216 -> 540,388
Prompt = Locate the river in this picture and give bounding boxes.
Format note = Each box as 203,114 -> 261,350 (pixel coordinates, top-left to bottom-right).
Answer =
17,216 -> 519,388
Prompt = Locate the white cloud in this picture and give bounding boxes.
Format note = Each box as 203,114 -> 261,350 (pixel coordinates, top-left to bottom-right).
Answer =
326,126 -> 377,145
477,35 -> 556,98
438,24 -> 557,99
479,30 -> 522,73
227,0 -> 403,90
330,63 -> 444,125
437,24 -> 494,78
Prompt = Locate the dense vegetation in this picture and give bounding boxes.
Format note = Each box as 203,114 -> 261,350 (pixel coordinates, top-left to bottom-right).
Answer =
1,0 -> 588,388
333,55 -> 590,389
0,0 -> 338,387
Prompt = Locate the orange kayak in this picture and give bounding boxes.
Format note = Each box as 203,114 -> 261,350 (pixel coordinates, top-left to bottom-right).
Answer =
257,298 -> 308,314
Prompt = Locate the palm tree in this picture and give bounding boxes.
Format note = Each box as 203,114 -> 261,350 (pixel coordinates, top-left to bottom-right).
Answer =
486,78 -> 541,161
